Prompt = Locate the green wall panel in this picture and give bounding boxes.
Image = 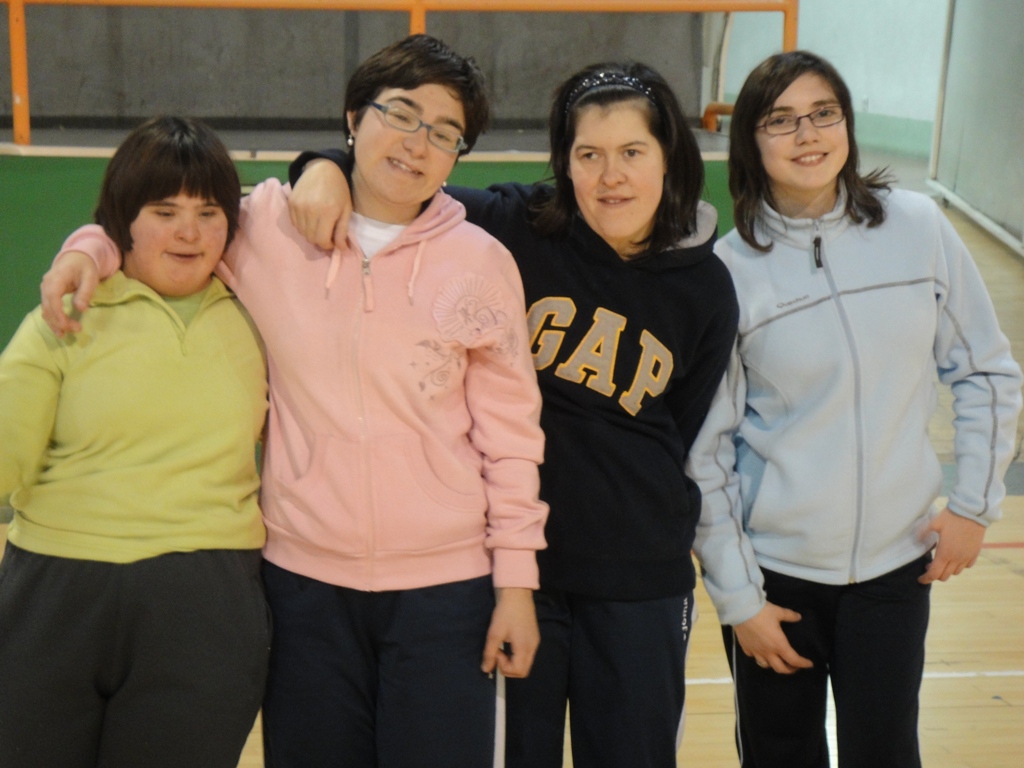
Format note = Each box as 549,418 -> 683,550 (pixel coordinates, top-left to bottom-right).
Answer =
1,156 -> 731,347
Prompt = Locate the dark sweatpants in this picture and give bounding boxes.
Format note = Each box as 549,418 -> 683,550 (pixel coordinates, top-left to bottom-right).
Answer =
260,562 -> 497,768
724,554 -> 931,768
0,544 -> 270,768
505,588 -> 694,768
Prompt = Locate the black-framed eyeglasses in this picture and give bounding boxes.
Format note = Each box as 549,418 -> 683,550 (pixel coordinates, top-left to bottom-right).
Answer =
368,102 -> 468,153
757,106 -> 846,136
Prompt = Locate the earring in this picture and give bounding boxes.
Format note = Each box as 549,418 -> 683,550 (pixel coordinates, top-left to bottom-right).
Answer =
346,134 -> 354,147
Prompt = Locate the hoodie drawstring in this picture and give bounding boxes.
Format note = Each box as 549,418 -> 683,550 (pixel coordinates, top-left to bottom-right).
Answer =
325,246 -> 342,289
407,241 -> 426,304
324,237 -> 427,311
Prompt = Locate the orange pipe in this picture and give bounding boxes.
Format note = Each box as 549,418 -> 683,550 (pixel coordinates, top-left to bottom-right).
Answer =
8,0 -> 30,144
781,0 -> 798,50
424,0 -> 795,11
17,1 -> 414,8
2,0 -> 799,146
702,101 -> 733,133
409,0 -> 425,34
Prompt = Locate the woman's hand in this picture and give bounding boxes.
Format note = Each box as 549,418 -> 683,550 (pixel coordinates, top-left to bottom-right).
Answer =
734,601 -> 814,674
287,159 -> 353,250
918,507 -> 986,584
480,587 -> 540,679
40,251 -> 99,337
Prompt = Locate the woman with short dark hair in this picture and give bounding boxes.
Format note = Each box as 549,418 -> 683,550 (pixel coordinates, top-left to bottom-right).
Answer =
0,115 -> 268,768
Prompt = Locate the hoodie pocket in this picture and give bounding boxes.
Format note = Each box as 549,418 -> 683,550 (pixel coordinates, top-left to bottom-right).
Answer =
265,434 -> 370,554
370,435 -> 488,552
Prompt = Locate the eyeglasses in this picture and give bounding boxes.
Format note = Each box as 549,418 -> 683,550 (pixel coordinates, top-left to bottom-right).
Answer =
757,106 -> 845,136
368,102 -> 468,153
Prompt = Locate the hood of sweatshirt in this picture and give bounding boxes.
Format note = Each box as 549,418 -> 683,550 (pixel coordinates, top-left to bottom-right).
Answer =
325,189 -> 467,294
569,199 -> 719,273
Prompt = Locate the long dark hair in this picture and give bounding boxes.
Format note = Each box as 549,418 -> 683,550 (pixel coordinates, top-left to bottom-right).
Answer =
729,50 -> 892,252
531,61 -> 704,255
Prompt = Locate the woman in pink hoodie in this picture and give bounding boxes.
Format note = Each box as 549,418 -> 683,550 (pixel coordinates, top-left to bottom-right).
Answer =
41,35 -> 547,768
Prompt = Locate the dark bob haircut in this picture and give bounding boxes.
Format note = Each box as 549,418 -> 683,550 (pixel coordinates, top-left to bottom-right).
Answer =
94,116 -> 240,255
729,50 -> 892,251
531,61 -> 704,256
344,34 -> 490,156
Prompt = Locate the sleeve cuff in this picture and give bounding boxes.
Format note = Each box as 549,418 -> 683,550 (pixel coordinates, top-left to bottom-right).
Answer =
491,548 -> 540,590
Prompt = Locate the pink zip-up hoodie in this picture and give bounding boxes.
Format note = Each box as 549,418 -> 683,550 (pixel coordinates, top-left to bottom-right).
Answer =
60,177 -> 547,591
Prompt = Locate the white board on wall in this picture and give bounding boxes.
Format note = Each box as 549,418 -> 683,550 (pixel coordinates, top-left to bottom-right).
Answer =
929,0 -> 1024,255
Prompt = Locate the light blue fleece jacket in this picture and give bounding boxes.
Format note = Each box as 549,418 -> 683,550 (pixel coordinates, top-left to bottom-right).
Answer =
687,189 -> 1022,626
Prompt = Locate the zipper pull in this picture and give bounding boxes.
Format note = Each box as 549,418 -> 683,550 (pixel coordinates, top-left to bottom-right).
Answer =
361,254 -> 375,311
813,235 -> 823,269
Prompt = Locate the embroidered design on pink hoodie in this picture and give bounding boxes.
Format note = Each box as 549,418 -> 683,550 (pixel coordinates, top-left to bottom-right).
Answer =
412,339 -> 465,395
432,274 -> 518,355
410,274 -> 519,397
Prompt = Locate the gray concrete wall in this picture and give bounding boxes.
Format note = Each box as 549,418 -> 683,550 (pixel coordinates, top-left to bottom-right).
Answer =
0,9 -> 703,127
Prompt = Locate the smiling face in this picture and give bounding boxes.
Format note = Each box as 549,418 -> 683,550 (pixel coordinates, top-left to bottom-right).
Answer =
568,100 -> 666,258
348,84 -> 465,224
755,73 -> 850,219
122,193 -> 228,297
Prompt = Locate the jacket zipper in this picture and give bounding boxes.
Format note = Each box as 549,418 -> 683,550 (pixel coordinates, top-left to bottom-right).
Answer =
816,227 -> 868,582
353,249 -> 375,585
361,253 -> 375,312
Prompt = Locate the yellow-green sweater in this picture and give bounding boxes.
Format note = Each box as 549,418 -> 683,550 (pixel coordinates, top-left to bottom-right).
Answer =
0,273 -> 268,563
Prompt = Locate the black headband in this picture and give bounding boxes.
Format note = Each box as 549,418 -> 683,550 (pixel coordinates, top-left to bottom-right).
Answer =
564,72 -> 655,115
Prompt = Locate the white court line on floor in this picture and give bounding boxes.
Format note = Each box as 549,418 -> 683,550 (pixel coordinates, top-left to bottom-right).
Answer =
689,669 -> 1024,685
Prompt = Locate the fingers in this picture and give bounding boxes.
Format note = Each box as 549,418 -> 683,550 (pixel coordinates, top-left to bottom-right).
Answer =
316,217 -> 338,250
293,207 -> 343,250
483,587 -> 540,678
495,641 -> 536,679
918,557 -> 966,584
482,625 -> 540,679
332,211 -> 352,251
919,544 -> 980,583
736,603 -> 813,675
919,508 -> 986,585
753,641 -> 814,675
775,646 -> 814,673
286,197 -> 306,239
73,267 -> 99,312
40,288 -> 78,337
752,645 -> 813,675
288,208 -> 331,250
287,159 -> 351,249
918,560 -> 941,584
482,640 -> 536,679
480,634 -> 500,675
40,253 -> 98,337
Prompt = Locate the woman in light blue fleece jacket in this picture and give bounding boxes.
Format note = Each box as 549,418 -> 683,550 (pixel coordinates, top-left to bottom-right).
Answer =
687,51 -> 1022,768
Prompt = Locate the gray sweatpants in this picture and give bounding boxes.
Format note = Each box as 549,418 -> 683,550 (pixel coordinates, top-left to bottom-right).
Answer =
0,544 -> 270,768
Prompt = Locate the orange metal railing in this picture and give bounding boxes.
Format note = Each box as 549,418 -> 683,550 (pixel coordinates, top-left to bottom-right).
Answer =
3,0 -> 798,145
